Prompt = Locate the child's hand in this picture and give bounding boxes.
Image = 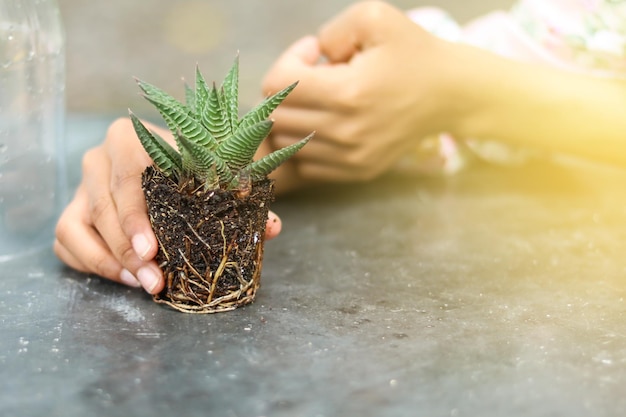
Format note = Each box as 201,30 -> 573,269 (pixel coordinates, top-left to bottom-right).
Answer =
262,1 -> 458,183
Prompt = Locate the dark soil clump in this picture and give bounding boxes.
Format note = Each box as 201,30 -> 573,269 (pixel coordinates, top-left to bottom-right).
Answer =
142,165 -> 274,313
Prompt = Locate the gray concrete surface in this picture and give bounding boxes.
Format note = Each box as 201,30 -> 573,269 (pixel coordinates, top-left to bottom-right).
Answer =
1,115 -> 625,417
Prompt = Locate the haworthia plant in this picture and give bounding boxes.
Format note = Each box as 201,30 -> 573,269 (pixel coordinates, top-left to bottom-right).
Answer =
130,57 -> 312,191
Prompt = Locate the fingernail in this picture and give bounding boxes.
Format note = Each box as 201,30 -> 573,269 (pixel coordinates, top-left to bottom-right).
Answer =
132,234 -> 152,260
137,266 -> 160,294
120,269 -> 141,288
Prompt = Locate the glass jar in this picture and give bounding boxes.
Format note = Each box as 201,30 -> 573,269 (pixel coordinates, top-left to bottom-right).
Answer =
0,0 -> 66,261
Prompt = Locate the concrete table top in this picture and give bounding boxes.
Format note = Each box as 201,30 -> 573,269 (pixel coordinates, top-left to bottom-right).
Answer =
1,115 -> 625,417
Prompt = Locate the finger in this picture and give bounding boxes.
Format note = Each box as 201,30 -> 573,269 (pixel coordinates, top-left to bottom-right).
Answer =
80,182 -> 164,293
77,150 -> 155,289
82,148 -> 146,276
263,36 -> 320,95
296,161 -> 360,182
269,106 -> 334,136
280,35 -> 322,67
53,238 -> 143,288
53,238 -> 87,272
262,37 -> 348,109
272,134 -> 384,181
318,1 -> 409,62
295,159 -> 392,183
276,129 -> 408,182
265,211 -> 282,240
105,118 -> 158,261
271,133 -> 354,165
54,187 -> 126,283
293,143 -> 409,183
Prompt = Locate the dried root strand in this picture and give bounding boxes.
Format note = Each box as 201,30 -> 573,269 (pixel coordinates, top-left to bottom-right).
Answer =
153,231 -> 260,313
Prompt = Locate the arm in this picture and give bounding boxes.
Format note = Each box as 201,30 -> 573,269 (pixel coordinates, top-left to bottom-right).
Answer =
262,1 -> 626,186
453,45 -> 626,165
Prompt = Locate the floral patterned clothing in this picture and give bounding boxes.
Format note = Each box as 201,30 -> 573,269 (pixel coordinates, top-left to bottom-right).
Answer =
401,0 -> 626,174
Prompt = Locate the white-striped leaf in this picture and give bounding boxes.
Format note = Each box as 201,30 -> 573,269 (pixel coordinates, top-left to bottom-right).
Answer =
238,81 -> 297,130
216,120 -> 273,171
248,132 -> 313,181
129,111 -> 181,176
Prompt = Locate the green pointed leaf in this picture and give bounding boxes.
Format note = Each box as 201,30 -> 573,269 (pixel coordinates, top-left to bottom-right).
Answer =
195,66 -> 210,118
220,56 -> 239,132
201,83 -> 231,143
137,78 -> 219,150
151,131 -> 183,174
238,81 -> 297,130
129,111 -> 181,176
176,130 -> 234,186
141,92 -> 219,152
173,130 -> 212,184
248,132 -> 313,181
136,78 -> 192,114
217,120 -> 273,171
133,63 -> 312,190
184,81 -> 196,113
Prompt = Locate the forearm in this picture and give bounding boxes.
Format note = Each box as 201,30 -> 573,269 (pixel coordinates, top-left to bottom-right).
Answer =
453,45 -> 626,166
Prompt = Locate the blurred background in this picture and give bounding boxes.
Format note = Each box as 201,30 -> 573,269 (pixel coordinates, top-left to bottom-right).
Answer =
57,0 -> 516,117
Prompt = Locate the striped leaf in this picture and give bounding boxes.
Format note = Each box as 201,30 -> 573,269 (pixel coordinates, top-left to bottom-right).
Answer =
142,93 -> 219,152
184,82 -> 196,113
176,130 -> 234,186
136,79 -> 191,114
238,81 -> 297,130
220,56 -> 239,132
201,83 -> 231,143
194,66 -> 210,118
248,132 -> 314,181
129,111 -> 181,176
216,120 -> 273,171
133,61 -> 311,190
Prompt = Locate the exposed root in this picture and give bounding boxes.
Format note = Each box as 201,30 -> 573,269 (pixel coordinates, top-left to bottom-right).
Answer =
143,166 -> 273,314
156,218 -> 263,313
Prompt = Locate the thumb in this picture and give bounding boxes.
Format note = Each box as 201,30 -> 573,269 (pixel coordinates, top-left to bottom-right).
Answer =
284,35 -> 321,66
262,35 -> 321,95
318,1 -> 409,62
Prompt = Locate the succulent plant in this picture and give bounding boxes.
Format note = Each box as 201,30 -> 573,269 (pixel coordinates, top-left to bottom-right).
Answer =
129,57 -> 312,192
130,57 -> 312,314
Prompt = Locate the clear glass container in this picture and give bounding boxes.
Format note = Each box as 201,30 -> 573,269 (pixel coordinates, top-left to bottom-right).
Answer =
0,0 -> 66,261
